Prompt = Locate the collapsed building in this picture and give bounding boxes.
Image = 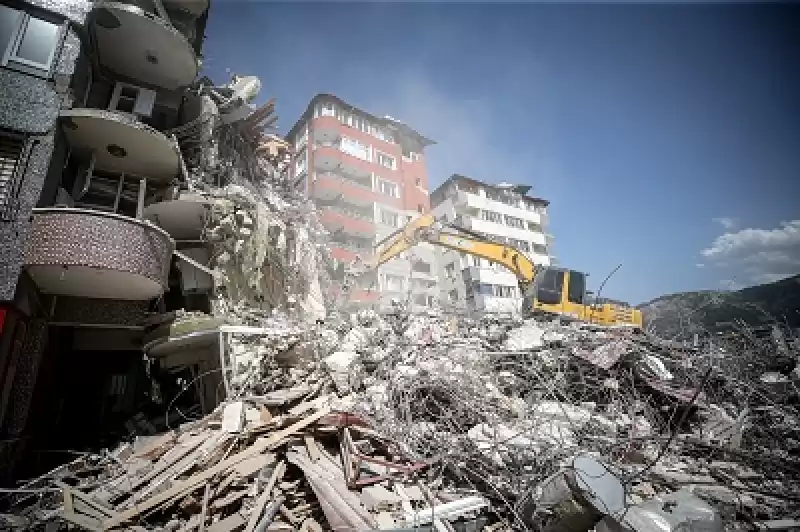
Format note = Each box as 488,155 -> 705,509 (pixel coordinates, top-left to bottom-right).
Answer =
1,1 -> 799,531
4,310 -> 800,531
0,0 -> 328,482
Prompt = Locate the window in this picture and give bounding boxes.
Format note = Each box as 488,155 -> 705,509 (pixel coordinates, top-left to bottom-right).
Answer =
480,209 -> 503,224
412,261 -> 431,274
320,101 -> 336,117
383,274 -> 405,292
415,177 -> 421,186
504,215 -> 525,229
377,179 -> 398,198
0,132 -> 26,220
533,244 -> 547,255
449,289 -> 458,302
527,221 -> 542,232
417,204 -> 424,213
340,136 -> 370,161
1,5 -> 62,75
295,128 -> 308,149
507,238 -> 530,252
567,270 -> 586,304
471,255 -> 481,268
376,152 -> 396,170
444,263 -> 455,278
109,83 -> 156,117
536,269 -> 564,305
380,209 -> 399,227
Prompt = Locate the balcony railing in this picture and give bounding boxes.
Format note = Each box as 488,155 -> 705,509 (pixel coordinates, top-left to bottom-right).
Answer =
316,171 -> 372,190
325,204 -> 373,222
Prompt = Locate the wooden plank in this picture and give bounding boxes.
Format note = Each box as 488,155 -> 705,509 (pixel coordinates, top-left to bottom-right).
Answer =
304,435 -> 321,462
244,461 -> 286,532
62,488 -> 74,515
104,407 -> 330,529
199,483 -> 211,532
206,511 -> 246,532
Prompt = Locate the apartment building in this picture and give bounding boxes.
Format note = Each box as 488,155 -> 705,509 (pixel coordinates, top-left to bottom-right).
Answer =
430,174 -> 553,315
287,95 -> 438,312
0,0 -> 217,476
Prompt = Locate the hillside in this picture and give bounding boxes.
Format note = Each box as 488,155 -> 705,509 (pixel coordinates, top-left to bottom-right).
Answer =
638,274 -> 800,339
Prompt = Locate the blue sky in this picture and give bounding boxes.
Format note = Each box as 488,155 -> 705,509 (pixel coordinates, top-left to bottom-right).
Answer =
202,2 -> 800,305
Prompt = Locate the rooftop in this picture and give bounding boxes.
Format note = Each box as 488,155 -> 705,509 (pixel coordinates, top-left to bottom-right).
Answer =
433,173 -> 549,206
286,93 -> 435,148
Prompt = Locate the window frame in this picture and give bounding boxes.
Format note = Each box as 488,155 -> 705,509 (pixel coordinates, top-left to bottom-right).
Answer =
375,151 -> 396,170
0,6 -> 64,78
377,178 -> 399,198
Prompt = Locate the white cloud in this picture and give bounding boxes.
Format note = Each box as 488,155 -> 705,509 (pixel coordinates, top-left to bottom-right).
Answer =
695,263 -> 705,268
712,217 -> 737,230
701,220 -> 800,286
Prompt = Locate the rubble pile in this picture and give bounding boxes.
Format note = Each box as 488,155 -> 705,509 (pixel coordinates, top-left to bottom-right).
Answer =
6,311 -> 800,531
5,67 -> 800,532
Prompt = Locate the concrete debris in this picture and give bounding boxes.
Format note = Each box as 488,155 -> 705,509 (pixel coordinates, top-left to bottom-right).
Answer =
6,311 -> 800,531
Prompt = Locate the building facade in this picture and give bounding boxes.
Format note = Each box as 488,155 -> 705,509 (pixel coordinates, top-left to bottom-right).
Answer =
287,94 -> 437,312
430,174 -> 553,316
0,0 -> 217,478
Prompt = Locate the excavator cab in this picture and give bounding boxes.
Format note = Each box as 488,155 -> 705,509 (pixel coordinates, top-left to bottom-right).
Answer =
524,267 -> 588,320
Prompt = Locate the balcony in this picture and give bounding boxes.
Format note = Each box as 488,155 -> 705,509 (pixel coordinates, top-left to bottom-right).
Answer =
24,208 -> 174,300
313,142 -> 372,179
455,191 -> 543,225
60,109 -> 181,182
312,172 -> 375,207
88,2 -> 198,90
320,207 -> 375,238
143,192 -> 211,241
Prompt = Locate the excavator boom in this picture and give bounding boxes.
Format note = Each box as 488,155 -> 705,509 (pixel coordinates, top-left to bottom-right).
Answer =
350,214 -> 642,328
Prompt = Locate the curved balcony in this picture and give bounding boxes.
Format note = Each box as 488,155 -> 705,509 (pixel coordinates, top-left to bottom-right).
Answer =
60,109 -> 181,182
24,208 -> 174,300
89,2 -> 198,90
143,193 -> 211,240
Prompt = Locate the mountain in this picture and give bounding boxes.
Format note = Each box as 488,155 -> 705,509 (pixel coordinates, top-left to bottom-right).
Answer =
638,274 -> 800,340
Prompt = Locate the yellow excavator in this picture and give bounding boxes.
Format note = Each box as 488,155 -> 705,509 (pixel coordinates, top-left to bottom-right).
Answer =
346,214 -> 642,328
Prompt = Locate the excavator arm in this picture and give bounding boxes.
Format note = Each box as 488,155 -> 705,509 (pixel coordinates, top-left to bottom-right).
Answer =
368,213 -> 538,287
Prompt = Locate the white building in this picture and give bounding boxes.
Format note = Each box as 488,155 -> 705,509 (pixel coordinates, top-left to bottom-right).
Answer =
430,174 -> 553,316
